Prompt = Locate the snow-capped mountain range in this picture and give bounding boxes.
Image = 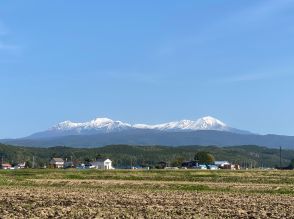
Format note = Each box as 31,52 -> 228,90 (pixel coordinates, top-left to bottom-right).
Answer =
53,118 -> 132,132
133,116 -> 229,131
29,116 -> 249,138
4,116 -> 294,149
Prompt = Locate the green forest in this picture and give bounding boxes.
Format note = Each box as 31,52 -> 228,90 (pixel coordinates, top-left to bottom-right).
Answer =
0,143 -> 293,168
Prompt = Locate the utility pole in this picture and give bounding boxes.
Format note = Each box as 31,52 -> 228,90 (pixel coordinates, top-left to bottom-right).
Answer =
0,155 -> 3,169
280,146 -> 282,168
32,156 -> 35,169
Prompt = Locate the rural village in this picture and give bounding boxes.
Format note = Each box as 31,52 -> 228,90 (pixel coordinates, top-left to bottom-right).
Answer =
0,156 -> 245,170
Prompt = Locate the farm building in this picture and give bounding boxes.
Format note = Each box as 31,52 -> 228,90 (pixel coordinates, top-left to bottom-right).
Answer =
17,162 -> 26,169
91,158 -> 113,169
1,163 -> 12,169
222,164 -> 240,170
49,158 -> 64,168
214,161 -> 240,170
214,161 -> 230,168
181,161 -> 198,168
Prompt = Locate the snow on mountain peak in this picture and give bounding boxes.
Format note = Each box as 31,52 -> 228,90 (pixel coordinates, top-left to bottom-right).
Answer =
92,117 -> 113,123
133,116 -> 229,131
53,120 -> 83,130
87,117 -> 131,130
194,116 -> 227,130
52,117 -> 131,132
88,117 -> 115,127
50,116 -> 235,133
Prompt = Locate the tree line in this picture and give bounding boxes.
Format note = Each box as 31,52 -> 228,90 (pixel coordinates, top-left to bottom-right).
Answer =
0,143 -> 294,168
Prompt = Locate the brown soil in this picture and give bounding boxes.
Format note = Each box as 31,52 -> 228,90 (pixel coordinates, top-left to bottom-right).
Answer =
0,180 -> 294,219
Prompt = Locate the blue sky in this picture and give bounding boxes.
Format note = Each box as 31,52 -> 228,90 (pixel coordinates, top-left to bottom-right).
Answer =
1,0 -> 294,138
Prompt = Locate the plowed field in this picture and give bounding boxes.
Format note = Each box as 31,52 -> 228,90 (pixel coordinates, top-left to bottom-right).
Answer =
0,169 -> 293,218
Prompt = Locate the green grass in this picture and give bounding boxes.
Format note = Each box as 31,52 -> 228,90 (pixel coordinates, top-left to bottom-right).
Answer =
1,169 -> 294,183
1,169 -> 294,195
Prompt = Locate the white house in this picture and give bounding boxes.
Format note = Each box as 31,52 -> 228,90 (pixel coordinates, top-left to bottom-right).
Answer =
91,158 -> 113,170
49,158 -> 64,168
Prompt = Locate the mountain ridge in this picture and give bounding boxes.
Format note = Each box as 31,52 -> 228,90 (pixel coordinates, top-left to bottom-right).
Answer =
28,116 -> 250,139
2,116 -> 294,149
2,129 -> 294,149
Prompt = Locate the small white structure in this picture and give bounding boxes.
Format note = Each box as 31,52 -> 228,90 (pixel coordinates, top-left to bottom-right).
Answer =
17,162 -> 26,169
91,158 -> 113,170
49,158 -> 64,168
197,164 -> 207,170
214,161 -> 230,168
207,165 -> 219,170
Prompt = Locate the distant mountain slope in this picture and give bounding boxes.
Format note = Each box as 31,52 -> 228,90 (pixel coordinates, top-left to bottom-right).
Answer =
2,129 -> 294,149
1,116 -> 293,148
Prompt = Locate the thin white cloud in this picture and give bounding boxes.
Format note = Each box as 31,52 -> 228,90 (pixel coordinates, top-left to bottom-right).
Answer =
0,42 -> 18,50
221,73 -> 270,83
226,0 -> 293,26
219,68 -> 292,84
156,0 -> 294,57
0,21 -> 8,36
0,21 -> 21,56
0,42 -> 21,56
107,71 -> 162,86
